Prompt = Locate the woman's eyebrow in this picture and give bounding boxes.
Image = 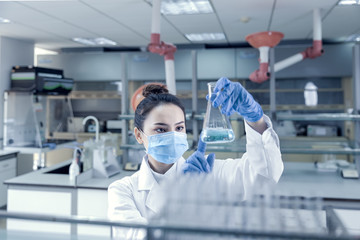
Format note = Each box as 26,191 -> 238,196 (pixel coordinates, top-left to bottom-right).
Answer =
175,121 -> 185,125
153,122 -> 169,126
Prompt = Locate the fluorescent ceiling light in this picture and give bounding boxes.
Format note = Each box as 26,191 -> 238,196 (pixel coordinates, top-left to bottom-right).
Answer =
72,37 -> 117,46
347,34 -> 360,42
93,37 -> 117,46
185,33 -> 226,42
147,0 -> 213,15
338,0 -> 360,5
0,17 -> 11,24
35,47 -> 58,55
0,0 -> 78,1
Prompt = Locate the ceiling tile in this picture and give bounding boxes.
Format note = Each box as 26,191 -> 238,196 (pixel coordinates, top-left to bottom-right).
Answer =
0,0 -> 358,49
322,5 -> 360,39
271,0 -> 338,39
165,14 -> 222,34
212,0 -> 275,42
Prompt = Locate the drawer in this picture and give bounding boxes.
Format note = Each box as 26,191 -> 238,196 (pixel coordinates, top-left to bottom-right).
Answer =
0,158 -> 16,172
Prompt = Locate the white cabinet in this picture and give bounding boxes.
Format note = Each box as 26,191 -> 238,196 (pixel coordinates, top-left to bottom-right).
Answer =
7,187 -> 73,234
7,186 -> 110,236
334,209 -> 360,235
77,188 -> 110,237
0,157 -> 16,207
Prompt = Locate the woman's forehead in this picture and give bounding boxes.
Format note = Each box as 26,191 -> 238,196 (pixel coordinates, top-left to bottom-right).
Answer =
145,104 -> 184,125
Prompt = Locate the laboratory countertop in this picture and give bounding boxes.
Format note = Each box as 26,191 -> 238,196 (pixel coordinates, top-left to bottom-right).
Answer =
0,150 -> 18,161
4,159 -> 134,190
278,162 -> 360,200
4,160 -> 360,201
3,141 -> 78,154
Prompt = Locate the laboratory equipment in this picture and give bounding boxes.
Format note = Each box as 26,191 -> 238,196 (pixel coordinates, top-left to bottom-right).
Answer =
201,82 -> 235,144
304,81 -> 318,106
81,117 -> 120,177
149,174 -> 347,240
81,117 -> 120,178
92,143 -> 120,178
307,125 -> 338,137
80,139 -> 95,172
0,205 -> 356,240
45,95 -> 73,140
11,65 -> 73,95
3,91 -> 46,147
245,31 -> 284,83
148,0 -> 177,94
246,9 -> 323,83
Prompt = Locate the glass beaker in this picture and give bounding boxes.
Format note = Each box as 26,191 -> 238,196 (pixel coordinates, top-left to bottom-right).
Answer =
201,82 -> 235,144
81,139 -> 96,172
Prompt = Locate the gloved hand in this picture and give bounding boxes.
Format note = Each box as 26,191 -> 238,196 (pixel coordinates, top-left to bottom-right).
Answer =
182,138 -> 215,174
209,77 -> 263,122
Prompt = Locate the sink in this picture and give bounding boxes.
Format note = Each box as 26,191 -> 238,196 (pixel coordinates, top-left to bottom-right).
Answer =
44,164 -> 71,174
44,162 -> 83,174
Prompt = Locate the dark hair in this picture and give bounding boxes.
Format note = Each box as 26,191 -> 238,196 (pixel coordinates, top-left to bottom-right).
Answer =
134,84 -> 186,131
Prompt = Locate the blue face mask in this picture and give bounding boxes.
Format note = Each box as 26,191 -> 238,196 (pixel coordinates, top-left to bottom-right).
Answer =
144,131 -> 189,164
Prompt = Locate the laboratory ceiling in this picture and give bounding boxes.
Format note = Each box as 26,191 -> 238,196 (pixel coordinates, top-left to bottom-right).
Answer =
0,0 -> 359,51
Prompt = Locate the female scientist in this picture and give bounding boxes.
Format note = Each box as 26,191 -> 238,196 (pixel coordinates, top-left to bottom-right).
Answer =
108,77 -> 283,239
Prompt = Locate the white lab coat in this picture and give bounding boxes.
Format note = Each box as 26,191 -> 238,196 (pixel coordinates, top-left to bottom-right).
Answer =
108,115 -> 283,240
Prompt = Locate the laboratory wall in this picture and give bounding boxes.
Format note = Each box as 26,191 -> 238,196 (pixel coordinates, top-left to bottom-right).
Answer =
0,37 -> 34,144
38,43 -> 354,82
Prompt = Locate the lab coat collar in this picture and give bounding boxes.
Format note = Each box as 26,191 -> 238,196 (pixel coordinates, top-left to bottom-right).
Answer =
137,155 -> 186,214
137,155 -> 186,191
137,156 -> 154,191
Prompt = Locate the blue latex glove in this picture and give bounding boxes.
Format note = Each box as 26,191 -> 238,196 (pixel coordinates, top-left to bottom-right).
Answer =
209,77 -> 263,122
182,138 -> 215,174
42,143 -> 56,150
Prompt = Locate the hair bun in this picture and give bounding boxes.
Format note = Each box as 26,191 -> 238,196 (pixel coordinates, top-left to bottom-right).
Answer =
142,84 -> 168,97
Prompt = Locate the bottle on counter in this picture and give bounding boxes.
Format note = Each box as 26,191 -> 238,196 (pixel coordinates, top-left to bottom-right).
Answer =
69,148 -> 81,184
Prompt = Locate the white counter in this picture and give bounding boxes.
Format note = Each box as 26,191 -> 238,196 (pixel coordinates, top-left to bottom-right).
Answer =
0,150 -> 18,161
4,160 -> 360,237
4,159 -> 134,189
278,162 -> 360,200
0,150 -> 18,207
5,160 -> 360,200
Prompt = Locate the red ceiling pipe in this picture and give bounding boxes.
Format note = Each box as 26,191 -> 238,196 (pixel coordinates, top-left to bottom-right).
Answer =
249,62 -> 271,83
302,40 -> 324,59
246,32 -> 284,83
148,33 -> 177,61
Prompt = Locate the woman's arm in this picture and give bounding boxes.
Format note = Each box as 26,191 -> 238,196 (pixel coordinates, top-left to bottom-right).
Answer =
213,115 -> 283,200
246,116 -> 267,134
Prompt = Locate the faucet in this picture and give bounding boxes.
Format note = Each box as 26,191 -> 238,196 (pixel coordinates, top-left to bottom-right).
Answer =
82,116 -> 99,142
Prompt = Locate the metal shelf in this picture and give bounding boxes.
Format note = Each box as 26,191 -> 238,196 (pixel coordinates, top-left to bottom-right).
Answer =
120,137 -> 360,155
0,207 -> 357,240
277,113 -> 360,121
120,113 -> 360,122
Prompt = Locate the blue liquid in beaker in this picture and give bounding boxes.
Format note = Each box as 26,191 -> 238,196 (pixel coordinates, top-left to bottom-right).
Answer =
201,128 -> 235,144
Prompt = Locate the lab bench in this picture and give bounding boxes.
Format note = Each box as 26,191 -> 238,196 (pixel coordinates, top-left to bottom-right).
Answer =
4,141 -> 76,175
4,159 -> 133,237
0,207 -> 357,240
0,150 -> 18,207
4,159 -> 360,238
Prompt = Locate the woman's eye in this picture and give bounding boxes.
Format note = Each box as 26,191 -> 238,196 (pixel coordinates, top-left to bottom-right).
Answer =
155,128 -> 166,133
176,126 -> 184,131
